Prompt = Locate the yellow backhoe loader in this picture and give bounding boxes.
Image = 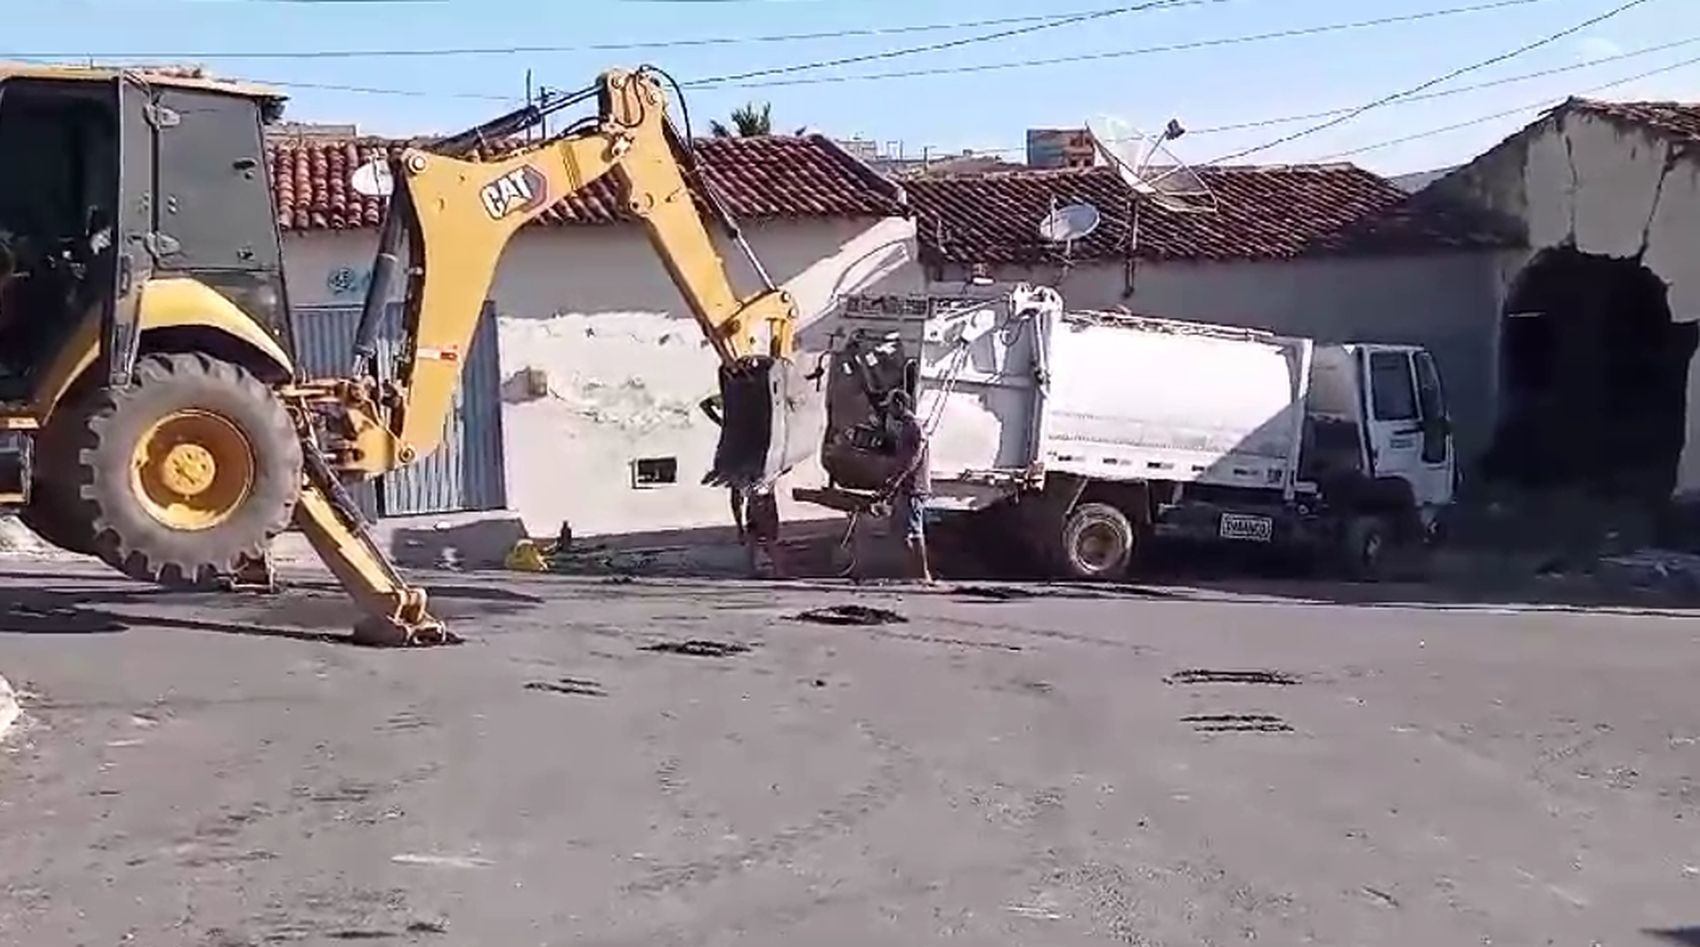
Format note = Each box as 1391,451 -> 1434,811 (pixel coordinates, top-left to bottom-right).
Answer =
0,63 -> 815,645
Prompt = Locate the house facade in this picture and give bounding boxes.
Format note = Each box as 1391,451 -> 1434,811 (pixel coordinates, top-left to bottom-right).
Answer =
268,134 -> 922,537
1426,98 -> 1700,502
904,164 -> 1520,464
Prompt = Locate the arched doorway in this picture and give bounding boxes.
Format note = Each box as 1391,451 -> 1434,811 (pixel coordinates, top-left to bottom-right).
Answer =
1484,246 -> 1697,501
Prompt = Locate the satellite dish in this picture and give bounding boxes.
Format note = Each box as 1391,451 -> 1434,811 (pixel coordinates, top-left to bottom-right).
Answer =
1037,202 -> 1102,244
1085,114 -> 1217,215
350,158 -> 394,198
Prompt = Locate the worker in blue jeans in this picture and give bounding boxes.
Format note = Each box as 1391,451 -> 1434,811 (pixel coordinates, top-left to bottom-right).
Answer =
881,390 -> 934,584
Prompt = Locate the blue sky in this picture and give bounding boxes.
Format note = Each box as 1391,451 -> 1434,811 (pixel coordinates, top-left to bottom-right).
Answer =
12,0 -> 1699,174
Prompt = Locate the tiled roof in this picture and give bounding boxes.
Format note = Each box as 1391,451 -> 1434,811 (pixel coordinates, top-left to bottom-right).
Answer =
906,164 -> 1518,265
1567,97 -> 1700,147
266,134 -> 906,232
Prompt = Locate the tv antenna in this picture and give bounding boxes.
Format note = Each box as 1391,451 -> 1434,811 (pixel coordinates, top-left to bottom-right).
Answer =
1085,115 -> 1217,215
1036,199 -> 1102,261
350,158 -> 394,198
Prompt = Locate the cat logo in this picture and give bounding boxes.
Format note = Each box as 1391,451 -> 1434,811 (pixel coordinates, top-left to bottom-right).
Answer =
479,165 -> 549,221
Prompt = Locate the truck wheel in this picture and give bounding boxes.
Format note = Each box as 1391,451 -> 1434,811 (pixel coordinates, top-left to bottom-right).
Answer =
1339,515 -> 1389,582
1058,502 -> 1135,581
71,353 -> 303,589
19,400 -> 98,555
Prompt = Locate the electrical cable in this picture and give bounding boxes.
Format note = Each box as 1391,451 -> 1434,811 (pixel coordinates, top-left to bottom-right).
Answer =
1205,0 -> 1662,164
10,0 -> 1557,105
683,0 -> 1237,88
6,1 -> 1230,61
688,0 -> 1555,89
890,33 -> 1700,159
1309,50 -> 1700,161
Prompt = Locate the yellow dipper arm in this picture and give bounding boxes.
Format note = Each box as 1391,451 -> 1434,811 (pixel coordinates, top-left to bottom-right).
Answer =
375,68 -> 797,469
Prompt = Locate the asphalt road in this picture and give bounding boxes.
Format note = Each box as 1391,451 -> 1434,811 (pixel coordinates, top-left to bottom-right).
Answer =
0,560 -> 1697,947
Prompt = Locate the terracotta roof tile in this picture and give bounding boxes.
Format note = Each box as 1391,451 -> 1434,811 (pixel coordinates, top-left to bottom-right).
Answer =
1567,97 -> 1700,147
266,134 -> 905,233
906,164 -> 1517,265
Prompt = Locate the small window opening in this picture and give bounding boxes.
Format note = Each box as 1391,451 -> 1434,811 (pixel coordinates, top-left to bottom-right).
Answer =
632,456 -> 678,488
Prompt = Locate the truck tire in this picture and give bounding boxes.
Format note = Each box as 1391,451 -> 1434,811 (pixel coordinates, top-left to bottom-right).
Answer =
1056,502 -> 1135,581
1339,514 -> 1390,582
19,399 -> 98,555
71,353 -> 303,589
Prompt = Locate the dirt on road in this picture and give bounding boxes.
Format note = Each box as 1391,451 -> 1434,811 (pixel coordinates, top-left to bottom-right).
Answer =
0,562 -> 1697,946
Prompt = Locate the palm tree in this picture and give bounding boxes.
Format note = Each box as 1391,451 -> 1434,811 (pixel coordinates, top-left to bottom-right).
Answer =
710,101 -> 773,138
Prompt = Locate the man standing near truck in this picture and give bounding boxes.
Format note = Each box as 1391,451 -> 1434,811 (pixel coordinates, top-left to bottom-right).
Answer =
882,390 -> 934,584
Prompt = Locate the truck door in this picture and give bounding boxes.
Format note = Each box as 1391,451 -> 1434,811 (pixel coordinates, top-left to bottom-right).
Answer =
1410,349 -> 1455,508
1361,346 -> 1453,514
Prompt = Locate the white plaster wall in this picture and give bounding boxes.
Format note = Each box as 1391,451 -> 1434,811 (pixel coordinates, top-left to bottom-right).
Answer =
283,216 -> 922,536
1439,111 -> 1700,493
936,252 -> 1506,462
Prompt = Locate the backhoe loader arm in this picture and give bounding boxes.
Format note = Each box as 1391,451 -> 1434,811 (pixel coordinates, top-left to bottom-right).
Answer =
324,67 -> 799,481
285,66 -> 816,646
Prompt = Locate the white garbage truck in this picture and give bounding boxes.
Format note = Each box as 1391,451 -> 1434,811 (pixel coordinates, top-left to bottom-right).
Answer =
796,284 -> 1456,580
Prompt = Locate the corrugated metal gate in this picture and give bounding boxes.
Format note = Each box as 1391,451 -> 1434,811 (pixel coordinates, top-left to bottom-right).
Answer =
291,301 -> 508,518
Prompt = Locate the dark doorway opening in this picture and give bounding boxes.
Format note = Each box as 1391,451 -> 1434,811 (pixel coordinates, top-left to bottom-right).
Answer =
1484,246 -> 1696,502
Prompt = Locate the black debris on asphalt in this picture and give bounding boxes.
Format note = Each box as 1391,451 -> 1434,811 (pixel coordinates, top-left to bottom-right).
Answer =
524,677 -> 607,697
792,605 -> 907,626
1164,669 -> 1303,687
951,586 -> 1039,601
641,640 -> 753,658
1182,714 -> 1295,733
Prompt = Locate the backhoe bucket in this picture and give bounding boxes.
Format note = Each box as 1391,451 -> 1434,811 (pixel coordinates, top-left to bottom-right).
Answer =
707,356 -> 823,490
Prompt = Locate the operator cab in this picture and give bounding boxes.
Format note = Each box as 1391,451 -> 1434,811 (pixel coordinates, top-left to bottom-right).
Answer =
0,67 -> 291,407
0,78 -> 118,403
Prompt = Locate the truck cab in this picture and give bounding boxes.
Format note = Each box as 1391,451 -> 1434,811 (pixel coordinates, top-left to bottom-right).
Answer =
1303,342 -> 1456,533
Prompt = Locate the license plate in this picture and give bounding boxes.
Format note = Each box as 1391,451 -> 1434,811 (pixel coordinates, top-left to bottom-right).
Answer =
1219,513 -> 1274,543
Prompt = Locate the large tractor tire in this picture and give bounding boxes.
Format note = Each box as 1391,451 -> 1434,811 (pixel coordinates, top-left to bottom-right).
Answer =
72,353 -> 303,589
20,399 -> 99,555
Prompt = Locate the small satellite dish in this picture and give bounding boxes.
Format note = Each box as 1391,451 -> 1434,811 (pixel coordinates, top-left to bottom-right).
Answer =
1085,115 -> 1217,215
350,158 -> 394,198
1037,202 -> 1102,244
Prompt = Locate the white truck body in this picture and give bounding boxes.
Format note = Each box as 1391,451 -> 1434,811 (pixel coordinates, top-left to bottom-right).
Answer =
813,285 -> 1455,577
834,287 -> 1326,504
909,288 -> 1312,505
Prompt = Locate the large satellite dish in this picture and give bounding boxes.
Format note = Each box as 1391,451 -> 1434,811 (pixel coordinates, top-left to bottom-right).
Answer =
1085,115 -> 1217,215
350,158 -> 395,198
1037,201 -> 1102,244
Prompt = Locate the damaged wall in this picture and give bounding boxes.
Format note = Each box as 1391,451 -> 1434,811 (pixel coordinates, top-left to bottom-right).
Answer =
1435,107 -> 1700,496
933,252 -> 1507,462
284,216 -> 923,536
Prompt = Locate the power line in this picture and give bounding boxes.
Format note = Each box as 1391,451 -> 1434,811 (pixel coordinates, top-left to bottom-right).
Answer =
685,0 -> 1235,87
1205,0 -> 1661,164
18,0 -> 1557,103
890,33 -> 1700,159
5,1 -> 1216,60
1310,51 -> 1700,161
1187,35 -> 1700,134
688,0 -> 1557,89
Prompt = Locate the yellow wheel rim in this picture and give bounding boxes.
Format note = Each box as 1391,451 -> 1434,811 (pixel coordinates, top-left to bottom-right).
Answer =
130,409 -> 256,531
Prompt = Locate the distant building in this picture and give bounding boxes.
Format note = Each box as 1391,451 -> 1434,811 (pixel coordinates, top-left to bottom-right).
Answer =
834,137 -> 879,162
1026,128 -> 1096,169
266,121 -> 360,142
1390,166 -> 1461,193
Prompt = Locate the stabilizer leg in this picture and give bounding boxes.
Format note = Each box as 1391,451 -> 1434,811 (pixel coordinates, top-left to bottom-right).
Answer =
293,439 -> 455,647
